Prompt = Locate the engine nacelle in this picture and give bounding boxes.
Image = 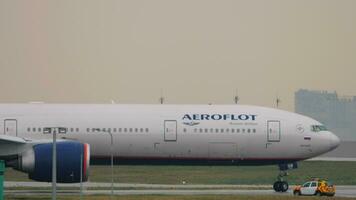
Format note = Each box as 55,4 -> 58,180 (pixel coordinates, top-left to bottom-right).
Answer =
16,141 -> 90,183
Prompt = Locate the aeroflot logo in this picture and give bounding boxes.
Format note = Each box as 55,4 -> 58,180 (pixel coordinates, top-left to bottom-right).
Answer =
182,114 -> 257,121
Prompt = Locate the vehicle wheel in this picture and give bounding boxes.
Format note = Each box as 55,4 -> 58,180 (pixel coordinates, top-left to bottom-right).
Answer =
280,181 -> 289,192
294,191 -> 301,196
315,191 -> 322,196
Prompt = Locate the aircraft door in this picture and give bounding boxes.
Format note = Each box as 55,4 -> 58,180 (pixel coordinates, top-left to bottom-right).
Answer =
164,120 -> 177,141
4,119 -> 17,136
267,120 -> 280,142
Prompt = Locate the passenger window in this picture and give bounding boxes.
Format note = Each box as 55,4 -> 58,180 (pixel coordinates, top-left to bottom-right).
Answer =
140,128 -> 143,132
237,129 -> 240,133
199,128 -> 203,133
242,129 -> 245,133
226,129 -> 229,133
253,129 -> 256,133
27,128 -> 31,132
247,129 -> 251,133
221,129 -> 224,133
204,128 -> 208,133
87,128 -> 90,132
145,128 -> 149,132
124,128 -> 127,132
183,128 -> 187,133
108,128 -> 111,132
215,129 -> 219,133
76,128 -> 79,132
38,128 -> 42,132
311,182 -> 317,187
135,128 -> 138,132
113,128 -> 117,132
70,128 -> 74,132
231,129 -> 235,133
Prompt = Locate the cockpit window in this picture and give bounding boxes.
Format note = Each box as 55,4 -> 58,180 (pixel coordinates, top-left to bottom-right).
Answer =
311,125 -> 328,132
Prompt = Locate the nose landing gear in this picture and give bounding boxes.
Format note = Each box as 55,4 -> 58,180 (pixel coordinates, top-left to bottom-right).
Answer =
273,162 -> 298,193
273,171 -> 289,192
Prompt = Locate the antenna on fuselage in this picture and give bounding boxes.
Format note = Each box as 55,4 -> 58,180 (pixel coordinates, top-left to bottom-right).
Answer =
159,89 -> 164,104
275,95 -> 281,108
234,89 -> 239,104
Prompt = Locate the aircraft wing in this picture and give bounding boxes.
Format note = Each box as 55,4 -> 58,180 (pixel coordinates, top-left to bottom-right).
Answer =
0,135 -> 29,144
0,135 -> 69,157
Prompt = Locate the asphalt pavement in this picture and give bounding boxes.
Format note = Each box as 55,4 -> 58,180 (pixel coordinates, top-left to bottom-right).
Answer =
4,182 -> 356,198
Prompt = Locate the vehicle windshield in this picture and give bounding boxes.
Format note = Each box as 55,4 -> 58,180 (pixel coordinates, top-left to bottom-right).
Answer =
311,125 -> 328,132
303,182 -> 311,187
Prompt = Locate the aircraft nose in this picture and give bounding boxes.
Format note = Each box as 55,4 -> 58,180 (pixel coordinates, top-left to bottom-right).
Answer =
329,133 -> 341,151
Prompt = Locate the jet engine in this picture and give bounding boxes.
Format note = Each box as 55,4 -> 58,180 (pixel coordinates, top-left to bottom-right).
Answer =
15,141 -> 90,183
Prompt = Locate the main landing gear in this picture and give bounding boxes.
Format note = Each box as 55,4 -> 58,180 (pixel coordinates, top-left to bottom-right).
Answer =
273,162 -> 298,193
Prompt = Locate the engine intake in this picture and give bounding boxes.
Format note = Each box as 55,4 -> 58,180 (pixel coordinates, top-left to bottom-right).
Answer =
17,141 -> 90,183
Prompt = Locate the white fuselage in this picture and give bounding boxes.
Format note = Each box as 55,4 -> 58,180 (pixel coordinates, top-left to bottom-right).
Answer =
0,104 -> 340,165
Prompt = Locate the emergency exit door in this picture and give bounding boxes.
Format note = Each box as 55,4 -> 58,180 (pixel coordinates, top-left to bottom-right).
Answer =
4,119 -> 17,136
164,120 -> 177,141
267,120 -> 280,142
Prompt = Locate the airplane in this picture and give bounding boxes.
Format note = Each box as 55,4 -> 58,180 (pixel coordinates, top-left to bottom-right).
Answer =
0,104 -> 340,192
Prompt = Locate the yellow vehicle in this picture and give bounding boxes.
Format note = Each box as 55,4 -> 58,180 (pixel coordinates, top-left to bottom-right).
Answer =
293,179 -> 335,196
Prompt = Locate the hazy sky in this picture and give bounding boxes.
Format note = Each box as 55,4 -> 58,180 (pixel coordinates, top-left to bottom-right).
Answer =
0,0 -> 355,111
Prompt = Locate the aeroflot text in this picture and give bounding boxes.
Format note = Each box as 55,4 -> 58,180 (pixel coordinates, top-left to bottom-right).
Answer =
182,114 -> 257,121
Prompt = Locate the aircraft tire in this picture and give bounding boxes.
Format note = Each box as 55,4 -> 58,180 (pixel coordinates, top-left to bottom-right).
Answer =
273,181 -> 281,192
273,181 -> 289,192
280,181 -> 289,192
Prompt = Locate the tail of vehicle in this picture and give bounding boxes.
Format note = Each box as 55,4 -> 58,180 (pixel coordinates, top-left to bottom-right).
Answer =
317,180 -> 335,196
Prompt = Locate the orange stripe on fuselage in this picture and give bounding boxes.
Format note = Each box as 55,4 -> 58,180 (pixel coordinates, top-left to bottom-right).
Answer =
83,143 -> 88,179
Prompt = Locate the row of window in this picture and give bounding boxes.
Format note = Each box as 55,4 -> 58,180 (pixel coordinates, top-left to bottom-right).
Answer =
86,127 -> 149,133
27,127 -> 150,133
28,127 -> 71,133
184,128 -> 257,133
27,127 -> 256,134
